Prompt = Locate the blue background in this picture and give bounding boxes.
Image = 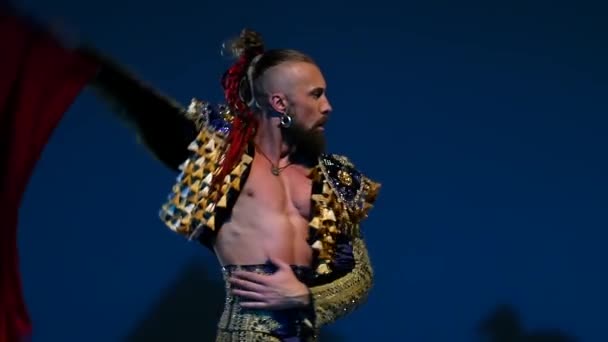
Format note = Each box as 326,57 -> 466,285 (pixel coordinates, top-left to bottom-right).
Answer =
14,0 -> 607,341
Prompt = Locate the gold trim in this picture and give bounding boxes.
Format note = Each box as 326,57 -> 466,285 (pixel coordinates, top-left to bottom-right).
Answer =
310,237 -> 373,327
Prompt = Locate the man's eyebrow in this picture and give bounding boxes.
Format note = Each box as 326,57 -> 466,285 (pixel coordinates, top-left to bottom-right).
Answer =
309,87 -> 325,94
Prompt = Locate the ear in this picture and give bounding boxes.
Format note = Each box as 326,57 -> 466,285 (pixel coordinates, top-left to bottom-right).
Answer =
268,93 -> 288,114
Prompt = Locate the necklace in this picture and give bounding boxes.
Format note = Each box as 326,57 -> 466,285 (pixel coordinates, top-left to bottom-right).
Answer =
255,145 -> 292,176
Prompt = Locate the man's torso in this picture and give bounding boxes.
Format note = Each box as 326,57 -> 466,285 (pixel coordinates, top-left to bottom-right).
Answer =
214,153 -> 314,267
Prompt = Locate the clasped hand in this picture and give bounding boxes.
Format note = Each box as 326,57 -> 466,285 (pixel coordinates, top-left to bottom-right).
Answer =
228,257 -> 311,310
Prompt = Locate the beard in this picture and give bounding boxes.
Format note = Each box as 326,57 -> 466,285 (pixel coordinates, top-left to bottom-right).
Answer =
282,118 -> 326,162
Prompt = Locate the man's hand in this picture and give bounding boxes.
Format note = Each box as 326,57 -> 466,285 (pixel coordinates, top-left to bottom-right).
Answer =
228,257 -> 311,310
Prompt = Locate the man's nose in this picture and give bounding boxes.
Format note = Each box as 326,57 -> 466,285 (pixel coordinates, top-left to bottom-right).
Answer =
321,100 -> 332,115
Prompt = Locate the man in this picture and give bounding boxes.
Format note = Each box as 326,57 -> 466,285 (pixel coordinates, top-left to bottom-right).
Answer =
1,7 -> 380,341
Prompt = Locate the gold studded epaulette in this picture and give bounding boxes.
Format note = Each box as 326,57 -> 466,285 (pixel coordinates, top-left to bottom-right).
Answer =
308,154 -> 380,275
318,154 -> 380,224
158,98 -> 250,248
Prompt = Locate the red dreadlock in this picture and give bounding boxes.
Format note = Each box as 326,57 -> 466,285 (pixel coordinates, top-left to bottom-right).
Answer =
213,45 -> 263,190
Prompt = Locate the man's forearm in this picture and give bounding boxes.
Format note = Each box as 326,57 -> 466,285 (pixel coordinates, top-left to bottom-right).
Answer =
79,46 -> 197,171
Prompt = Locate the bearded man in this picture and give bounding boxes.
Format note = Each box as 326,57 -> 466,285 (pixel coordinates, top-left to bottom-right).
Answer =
0,6 -> 380,341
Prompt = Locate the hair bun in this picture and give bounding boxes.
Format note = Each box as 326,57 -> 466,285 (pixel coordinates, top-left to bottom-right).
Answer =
223,28 -> 265,59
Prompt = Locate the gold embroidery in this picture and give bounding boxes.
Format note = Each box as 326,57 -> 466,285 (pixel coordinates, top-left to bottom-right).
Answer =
217,267 -> 317,341
215,330 -> 284,342
358,176 -> 381,220
311,237 -> 373,327
337,169 -> 352,186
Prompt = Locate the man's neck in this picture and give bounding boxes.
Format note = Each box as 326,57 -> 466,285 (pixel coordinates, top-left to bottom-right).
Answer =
253,117 -> 292,164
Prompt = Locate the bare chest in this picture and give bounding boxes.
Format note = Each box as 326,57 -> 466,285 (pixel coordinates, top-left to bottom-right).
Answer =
241,156 -> 312,218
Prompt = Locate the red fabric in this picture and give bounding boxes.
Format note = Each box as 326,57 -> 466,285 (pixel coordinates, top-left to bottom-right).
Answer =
0,7 -> 98,342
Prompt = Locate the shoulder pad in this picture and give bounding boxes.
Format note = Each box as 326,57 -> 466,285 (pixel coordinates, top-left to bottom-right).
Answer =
184,98 -> 234,135
318,154 -> 380,216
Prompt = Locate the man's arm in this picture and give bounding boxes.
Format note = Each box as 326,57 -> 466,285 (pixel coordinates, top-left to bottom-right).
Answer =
77,46 -> 198,171
307,164 -> 380,328
230,234 -> 374,329
308,234 -> 373,327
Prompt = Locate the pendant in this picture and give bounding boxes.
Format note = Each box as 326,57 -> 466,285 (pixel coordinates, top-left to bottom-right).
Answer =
271,166 -> 280,176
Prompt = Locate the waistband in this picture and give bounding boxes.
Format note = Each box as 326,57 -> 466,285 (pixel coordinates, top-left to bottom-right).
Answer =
219,262 -> 316,340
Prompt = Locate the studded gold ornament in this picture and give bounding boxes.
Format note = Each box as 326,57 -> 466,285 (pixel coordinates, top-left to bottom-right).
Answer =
337,169 -> 353,186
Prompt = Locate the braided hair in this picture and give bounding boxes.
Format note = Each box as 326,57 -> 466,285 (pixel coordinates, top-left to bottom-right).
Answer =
216,29 -> 264,188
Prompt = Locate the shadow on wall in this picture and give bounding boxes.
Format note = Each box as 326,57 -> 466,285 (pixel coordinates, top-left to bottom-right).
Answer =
478,304 -> 578,342
123,258 -> 344,341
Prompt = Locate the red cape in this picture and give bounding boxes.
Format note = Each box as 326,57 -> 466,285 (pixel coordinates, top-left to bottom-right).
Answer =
0,6 -> 98,341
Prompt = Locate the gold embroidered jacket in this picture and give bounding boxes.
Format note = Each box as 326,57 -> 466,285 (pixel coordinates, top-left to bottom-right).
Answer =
83,49 -> 380,328
158,99 -> 380,327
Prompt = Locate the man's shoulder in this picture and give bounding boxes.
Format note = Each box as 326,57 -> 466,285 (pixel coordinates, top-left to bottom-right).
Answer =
318,153 -> 378,184
184,98 -> 234,136
317,153 -> 381,220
